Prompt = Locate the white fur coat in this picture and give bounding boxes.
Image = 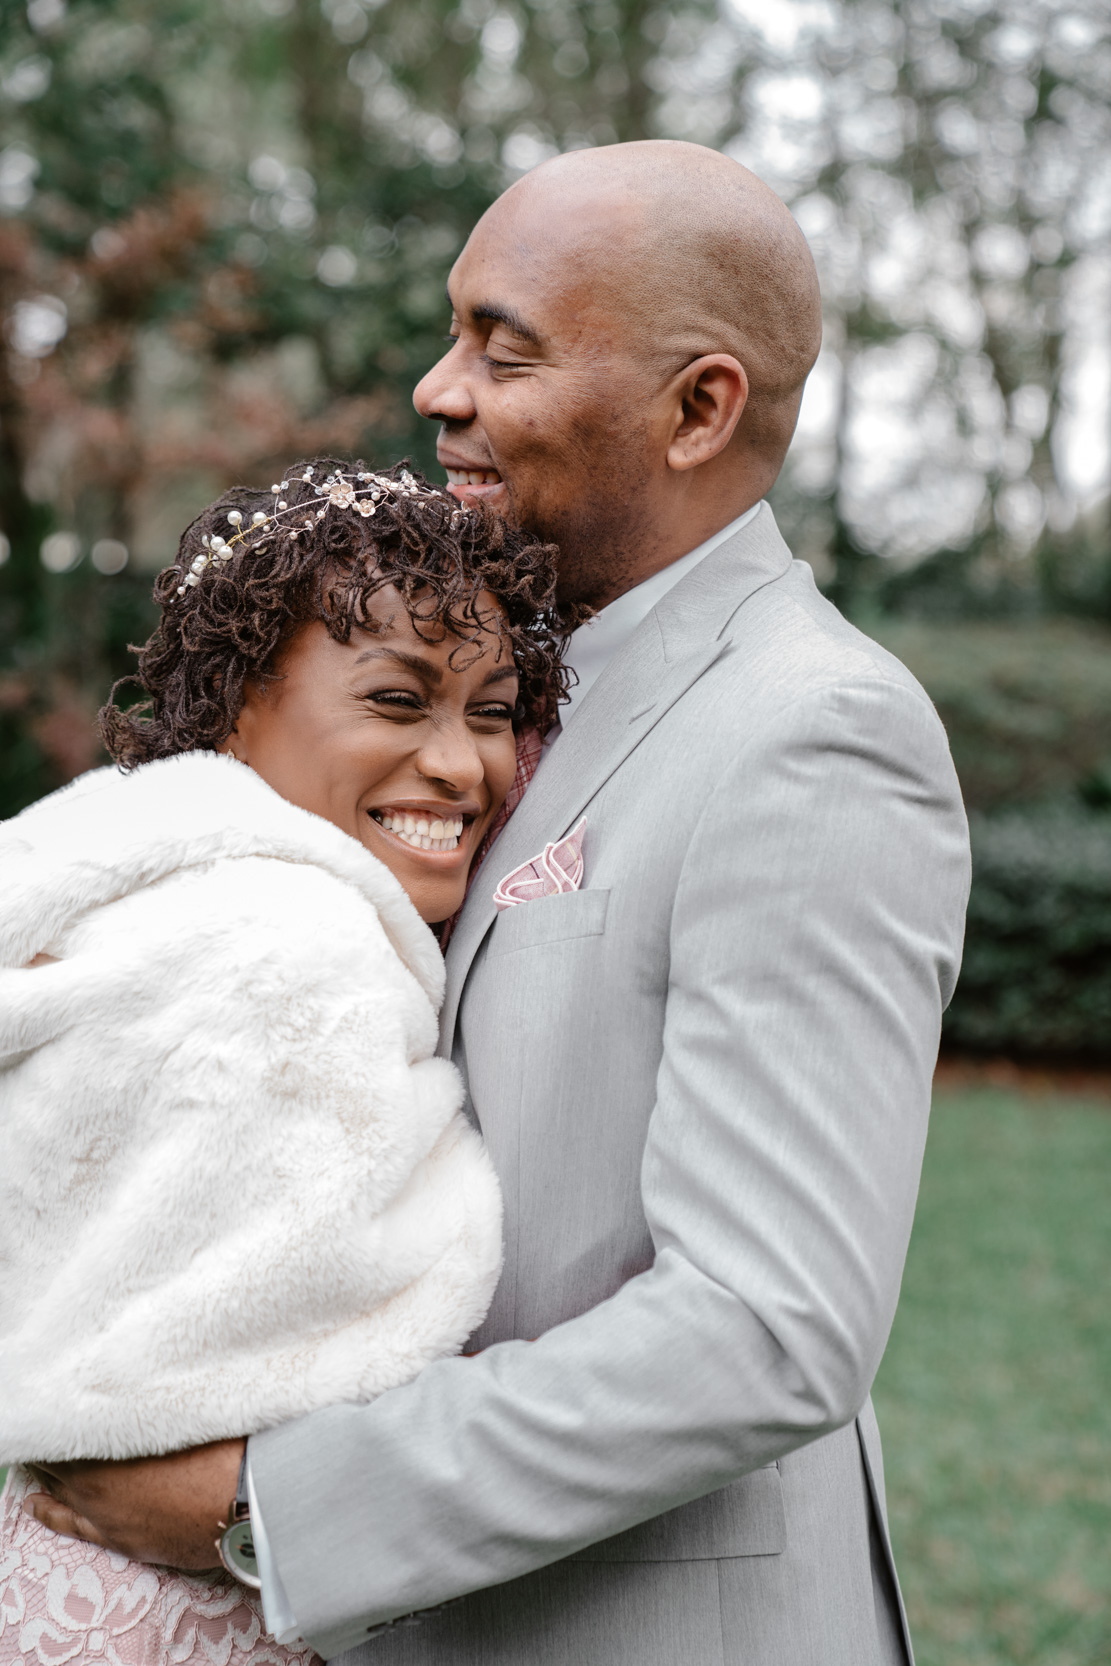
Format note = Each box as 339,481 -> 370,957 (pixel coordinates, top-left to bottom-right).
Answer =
0,752 -> 502,1463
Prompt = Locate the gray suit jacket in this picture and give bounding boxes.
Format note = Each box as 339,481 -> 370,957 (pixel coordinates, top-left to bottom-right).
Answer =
251,505 -> 970,1665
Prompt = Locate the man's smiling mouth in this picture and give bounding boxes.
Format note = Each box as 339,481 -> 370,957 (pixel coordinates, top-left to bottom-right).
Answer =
442,466 -> 506,503
445,469 -> 502,487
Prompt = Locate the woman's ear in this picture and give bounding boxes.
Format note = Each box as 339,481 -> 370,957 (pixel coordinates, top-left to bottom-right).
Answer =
221,680 -> 267,764
217,725 -> 247,764
666,355 -> 749,473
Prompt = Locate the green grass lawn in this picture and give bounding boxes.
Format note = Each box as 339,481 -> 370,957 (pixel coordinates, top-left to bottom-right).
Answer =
874,1086 -> 1111,1666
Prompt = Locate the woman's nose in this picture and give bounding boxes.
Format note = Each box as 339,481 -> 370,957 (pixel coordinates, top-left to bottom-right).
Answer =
416,721 -> 486,792
413,341 -> 474,424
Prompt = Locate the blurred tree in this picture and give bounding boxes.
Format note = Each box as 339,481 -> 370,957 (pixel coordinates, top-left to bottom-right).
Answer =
0,0 -> 1107,814
697,0 -> 1110,614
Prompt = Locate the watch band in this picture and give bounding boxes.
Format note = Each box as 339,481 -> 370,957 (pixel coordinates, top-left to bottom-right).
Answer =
216,1447 -> 261,1589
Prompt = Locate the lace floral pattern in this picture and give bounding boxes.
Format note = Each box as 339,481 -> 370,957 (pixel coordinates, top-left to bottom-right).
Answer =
0,1468 -> 322,1666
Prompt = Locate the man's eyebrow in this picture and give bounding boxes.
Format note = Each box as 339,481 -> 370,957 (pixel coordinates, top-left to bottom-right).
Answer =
470,301 -> 545,348
352,647 -> 442,684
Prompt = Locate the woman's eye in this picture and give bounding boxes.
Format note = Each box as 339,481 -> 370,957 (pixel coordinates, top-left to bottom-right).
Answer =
470,703 -> 514,722
367,690 -> 424,713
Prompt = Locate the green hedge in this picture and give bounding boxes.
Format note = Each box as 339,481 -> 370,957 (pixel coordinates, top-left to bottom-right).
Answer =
944,805 -> 1111,1059
865,619 -> 1111,811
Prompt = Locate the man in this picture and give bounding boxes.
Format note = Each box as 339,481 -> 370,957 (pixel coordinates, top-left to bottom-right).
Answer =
28,142 -> 969,1664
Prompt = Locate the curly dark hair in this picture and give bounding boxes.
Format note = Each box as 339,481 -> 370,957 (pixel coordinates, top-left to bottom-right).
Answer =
100,458 -> 575,768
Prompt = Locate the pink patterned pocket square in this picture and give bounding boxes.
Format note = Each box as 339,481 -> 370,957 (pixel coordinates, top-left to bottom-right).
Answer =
493,818 -> 586,910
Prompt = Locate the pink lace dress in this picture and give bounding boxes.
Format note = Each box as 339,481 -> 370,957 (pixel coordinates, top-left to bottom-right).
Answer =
0,1468 -> 322,1666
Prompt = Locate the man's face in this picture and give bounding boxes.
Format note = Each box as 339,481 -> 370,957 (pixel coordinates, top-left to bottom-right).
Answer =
412,193 -> 665,607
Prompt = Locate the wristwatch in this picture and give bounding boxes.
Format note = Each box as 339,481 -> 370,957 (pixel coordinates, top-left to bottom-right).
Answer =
213,1451 -> 455,1632
216,1448 -> 261,1589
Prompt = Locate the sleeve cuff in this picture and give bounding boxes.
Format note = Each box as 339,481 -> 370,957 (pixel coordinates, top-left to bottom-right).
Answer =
246,1443 -> 303,1646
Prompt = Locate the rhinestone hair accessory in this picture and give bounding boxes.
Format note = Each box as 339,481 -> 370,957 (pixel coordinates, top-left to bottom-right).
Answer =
174,465 -> 450,597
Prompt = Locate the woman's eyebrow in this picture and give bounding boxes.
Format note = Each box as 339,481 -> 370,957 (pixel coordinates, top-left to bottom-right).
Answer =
352,647 -> 443,683
480,664 -> 519,687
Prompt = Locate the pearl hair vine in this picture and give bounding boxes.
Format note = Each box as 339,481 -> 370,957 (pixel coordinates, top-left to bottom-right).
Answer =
175,465 -> 459,597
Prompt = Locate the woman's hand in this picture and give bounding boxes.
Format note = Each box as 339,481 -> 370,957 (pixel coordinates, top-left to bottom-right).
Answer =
22,1437 -> 245,1569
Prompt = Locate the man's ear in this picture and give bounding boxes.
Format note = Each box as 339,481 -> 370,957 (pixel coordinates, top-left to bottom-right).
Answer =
666,355 -> 749,472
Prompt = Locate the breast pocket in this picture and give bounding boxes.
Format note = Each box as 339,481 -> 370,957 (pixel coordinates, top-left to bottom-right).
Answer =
487,888 -> 610,956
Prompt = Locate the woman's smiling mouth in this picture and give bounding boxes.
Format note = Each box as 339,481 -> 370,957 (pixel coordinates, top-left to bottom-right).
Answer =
370,806 -> 471,854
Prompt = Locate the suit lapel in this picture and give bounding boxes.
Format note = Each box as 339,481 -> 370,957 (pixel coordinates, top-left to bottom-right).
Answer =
440,503 -> 794,1047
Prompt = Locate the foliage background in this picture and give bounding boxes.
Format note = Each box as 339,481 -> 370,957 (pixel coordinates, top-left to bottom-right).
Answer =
3,0 -> 1109,1054
1,0 -> 1108,810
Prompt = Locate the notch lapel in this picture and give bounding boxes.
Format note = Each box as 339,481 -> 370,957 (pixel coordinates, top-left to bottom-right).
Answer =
439,503 -> 794,1049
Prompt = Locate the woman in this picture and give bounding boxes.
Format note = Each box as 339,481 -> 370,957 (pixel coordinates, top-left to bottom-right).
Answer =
0,460 -> 569,1665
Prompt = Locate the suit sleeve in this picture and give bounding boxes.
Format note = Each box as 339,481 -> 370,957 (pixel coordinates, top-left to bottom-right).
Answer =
249,675 -> 970,1657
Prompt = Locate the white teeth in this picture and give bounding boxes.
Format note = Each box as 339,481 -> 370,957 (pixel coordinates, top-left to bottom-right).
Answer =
445,468 -> 501,487
372,810 -> 463,853
371,809 -> 463,852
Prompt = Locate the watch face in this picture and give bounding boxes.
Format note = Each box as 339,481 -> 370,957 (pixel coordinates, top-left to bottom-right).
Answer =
220,1518 -> 262,1589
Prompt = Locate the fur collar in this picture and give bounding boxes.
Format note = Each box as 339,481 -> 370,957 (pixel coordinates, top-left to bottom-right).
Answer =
1,752 -> 444,1005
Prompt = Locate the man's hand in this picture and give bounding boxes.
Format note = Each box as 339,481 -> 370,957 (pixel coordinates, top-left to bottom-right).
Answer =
23,1437 -> 245,1569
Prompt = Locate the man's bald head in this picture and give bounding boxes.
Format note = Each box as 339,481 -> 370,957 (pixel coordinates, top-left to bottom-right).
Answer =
484,141 -> 822,464
415,141 -> 823,605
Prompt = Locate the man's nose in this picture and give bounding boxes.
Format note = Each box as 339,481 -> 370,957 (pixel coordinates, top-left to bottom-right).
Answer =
413,342 -> 475,425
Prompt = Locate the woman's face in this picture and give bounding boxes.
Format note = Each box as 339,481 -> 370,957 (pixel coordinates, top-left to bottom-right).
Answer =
225,586 -> 519,923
